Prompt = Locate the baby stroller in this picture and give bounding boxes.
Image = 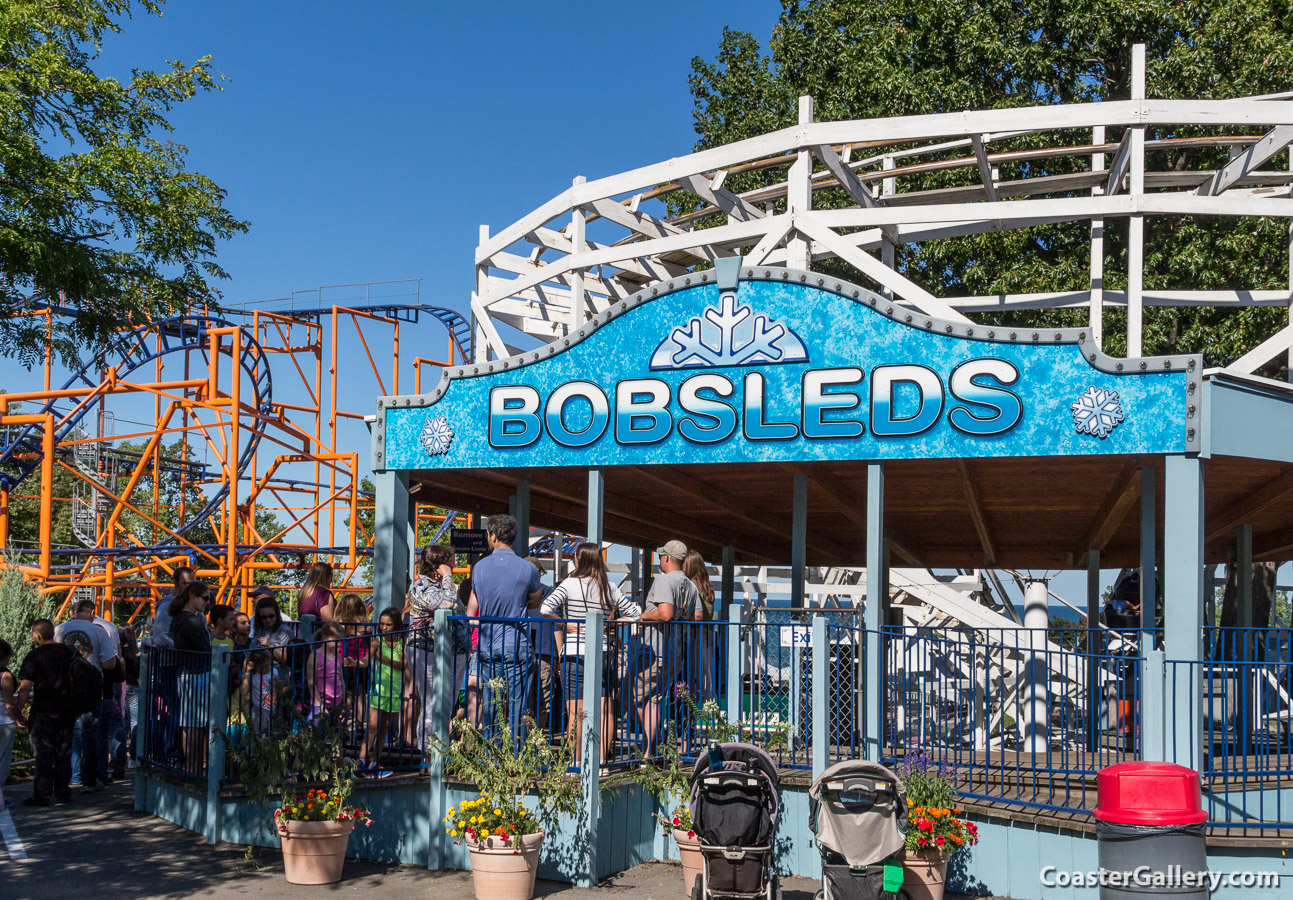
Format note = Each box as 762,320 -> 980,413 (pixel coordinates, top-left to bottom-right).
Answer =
809,760 -> 909,900
688,743 -> 782,900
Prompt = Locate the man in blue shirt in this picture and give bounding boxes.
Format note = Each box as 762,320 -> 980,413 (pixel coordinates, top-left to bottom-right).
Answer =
466,514 -> 543,739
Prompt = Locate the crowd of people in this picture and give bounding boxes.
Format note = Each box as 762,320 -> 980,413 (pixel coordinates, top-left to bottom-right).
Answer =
3,513 -> 722,799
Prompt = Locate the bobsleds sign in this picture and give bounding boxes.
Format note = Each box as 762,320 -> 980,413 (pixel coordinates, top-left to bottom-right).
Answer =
374,269 -> 1195,471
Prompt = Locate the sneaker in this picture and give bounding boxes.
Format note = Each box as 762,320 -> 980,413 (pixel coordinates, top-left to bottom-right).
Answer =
23,797 -> 51,808
371,766 -> 392,779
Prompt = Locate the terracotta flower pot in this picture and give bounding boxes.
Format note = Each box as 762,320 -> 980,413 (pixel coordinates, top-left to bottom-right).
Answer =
279,819 -> 354,885
895,849 -> 951,900
466,831 -> 545,900
673,829 -> 703,895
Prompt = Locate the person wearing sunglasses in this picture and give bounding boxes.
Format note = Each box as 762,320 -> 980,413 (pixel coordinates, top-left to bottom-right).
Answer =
251,596 -> 294,667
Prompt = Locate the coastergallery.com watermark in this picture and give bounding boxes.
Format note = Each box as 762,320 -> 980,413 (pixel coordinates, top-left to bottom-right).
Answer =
1040,866 -> 1280,891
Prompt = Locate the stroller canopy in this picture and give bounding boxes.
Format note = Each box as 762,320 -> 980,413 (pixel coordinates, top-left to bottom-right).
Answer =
689,742 -> 781,847
809,760 -> 908,867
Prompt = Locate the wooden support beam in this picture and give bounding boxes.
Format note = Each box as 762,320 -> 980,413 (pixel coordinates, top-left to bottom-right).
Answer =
587,198 -> 724,264
810,144 -> 900,244
1206,468 -> 1293,543
1073,457 -> 1142,565
969,135 -> 999,203
676,173 -> 766,223
626,464 -> 849,565
1197,124 -> 1293,196
955,458 -> 996,565
783,463 -> 924,565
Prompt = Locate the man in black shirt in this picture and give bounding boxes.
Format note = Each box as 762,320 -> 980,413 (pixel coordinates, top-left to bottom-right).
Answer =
16,619 -> 77,806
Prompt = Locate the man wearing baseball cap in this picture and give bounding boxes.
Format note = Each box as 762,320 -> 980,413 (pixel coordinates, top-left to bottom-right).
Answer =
634,539 -> 700,760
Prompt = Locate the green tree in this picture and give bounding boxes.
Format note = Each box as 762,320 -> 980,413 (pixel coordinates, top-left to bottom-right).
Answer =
1,0 -> 247,368
684,1 -> 1293,366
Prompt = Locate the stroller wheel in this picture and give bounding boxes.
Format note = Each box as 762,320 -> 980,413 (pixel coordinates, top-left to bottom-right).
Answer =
767,874 -> 780,900
691,880 -> 703,900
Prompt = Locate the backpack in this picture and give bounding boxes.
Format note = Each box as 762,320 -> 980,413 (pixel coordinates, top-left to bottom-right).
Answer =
66,652 -> 104,717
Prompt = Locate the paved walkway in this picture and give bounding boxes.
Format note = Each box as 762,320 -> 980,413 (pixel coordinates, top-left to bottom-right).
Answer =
0,775 -> 825,900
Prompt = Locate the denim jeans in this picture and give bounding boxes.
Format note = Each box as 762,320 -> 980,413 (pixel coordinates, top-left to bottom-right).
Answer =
480,648 -> 532,743
96,695 -> 121,779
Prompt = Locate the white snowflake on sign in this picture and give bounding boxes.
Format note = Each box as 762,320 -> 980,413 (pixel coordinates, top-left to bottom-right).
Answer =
649,292 -> 809,370
1071,387 -> 1125,439
419,415 -> 454,456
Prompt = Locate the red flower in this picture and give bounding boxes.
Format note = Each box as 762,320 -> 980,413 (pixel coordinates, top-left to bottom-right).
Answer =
672,817 -> 681,826
917,819 -> 933,832
687,830 -> 695,839
935,836 -> 946,847
917,837 -> 928,847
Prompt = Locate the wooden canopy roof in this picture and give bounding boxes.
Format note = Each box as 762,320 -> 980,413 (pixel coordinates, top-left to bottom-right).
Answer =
410,453 -> 1293,570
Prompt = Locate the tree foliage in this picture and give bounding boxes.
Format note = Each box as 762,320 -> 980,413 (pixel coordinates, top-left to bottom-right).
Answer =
0,0 -> 247,367
684,0 -> 1293,366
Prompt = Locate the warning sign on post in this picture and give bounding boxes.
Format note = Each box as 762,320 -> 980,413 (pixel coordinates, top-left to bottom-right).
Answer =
448,528 -> 489,554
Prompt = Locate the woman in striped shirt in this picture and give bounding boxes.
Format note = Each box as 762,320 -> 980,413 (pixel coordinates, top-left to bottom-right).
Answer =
541,543 -> 640,765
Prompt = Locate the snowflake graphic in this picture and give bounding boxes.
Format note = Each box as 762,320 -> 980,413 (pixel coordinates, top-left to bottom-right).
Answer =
649,292 -> 809,370
1071,387 -> 1124,439
419,415 -> 454,456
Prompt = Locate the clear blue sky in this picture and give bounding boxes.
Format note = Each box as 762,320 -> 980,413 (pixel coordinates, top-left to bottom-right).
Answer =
96,1 -> 783,312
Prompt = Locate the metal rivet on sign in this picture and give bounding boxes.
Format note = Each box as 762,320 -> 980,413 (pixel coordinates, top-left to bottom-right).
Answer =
1140,362 -> 1147,370
988,331 -> 995,338
1010,332 -> 1017,340
1164,360 -> 1171,368
1089,353 -> 1097,361
800,274 -> 807,282
966,329 -> 974,336
817,277 -> 824,286
946,325 -> 953,333
905,315 -> 912,323
1116,363 -> 1124,371
1032,333 -> 1039,340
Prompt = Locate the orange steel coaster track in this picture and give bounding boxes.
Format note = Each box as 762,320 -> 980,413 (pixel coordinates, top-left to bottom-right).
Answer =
0,283 -> 471,620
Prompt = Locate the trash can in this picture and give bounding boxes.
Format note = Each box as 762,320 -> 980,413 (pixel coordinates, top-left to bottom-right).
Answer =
1093,762 -> 1208,899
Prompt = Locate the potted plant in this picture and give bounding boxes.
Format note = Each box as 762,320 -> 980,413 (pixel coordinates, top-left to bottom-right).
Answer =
274,779 -> 374,884
229,684 -> 366,883
614,685 -> 789,895
430,678 -> 581,900
893,750 -> 980,900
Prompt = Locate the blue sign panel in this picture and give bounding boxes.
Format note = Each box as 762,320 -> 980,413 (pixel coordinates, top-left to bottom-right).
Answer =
376,273 -> 1196,471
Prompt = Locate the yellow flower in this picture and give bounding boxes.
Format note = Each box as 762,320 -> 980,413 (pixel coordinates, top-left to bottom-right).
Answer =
494,808 -> 502,816
481,829 -> 490,837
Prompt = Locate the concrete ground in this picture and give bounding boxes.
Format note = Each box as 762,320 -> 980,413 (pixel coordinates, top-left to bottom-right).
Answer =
0,774 -> 826,900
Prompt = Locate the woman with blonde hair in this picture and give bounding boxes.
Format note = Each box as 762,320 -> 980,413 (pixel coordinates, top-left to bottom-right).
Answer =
297,561 -> 335,622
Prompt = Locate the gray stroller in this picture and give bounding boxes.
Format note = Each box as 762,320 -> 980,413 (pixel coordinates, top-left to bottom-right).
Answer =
809,760 -> 909,900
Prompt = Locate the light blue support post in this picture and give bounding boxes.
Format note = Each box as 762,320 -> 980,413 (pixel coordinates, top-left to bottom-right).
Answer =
298,613 -> 316,643
580,609 -> 605,887
1163,454 -> 1204,769
1085,550 -> 1102,753
791,473 -> 807,607
373,469 -> 412,617
721,545 -> 735,611
727,604 -> 742,725
1237,523 -> 1254,756
135,640 -> 151,812
1140,466 -> 1157,637
428,609 -> 452,870
587,467 -> 604,545
811,614 -> 828,777
864,462 -> 885,760
205,646 -> 230,845
514,480 -> 530,553
1139,465 -> 1165,761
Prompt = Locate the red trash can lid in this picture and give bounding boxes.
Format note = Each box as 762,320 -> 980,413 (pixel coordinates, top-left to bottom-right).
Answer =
1093,762 -> 1207,825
